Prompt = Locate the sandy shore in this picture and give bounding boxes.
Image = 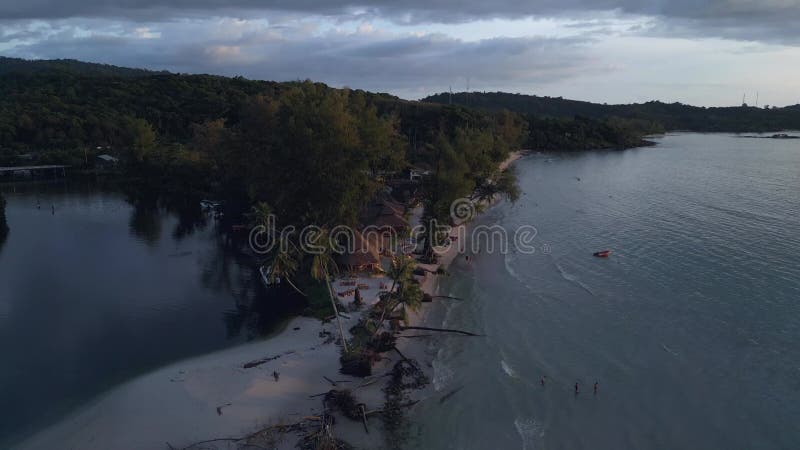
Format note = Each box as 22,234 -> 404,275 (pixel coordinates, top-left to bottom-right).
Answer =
19,317 -> 342,450
19,150 -> 526,450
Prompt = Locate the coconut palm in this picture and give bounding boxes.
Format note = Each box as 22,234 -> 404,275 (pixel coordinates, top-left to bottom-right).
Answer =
308,227 -> 348,352
248,201 -> 273,227
373,256 -> 419,334
270,236 -> 306,296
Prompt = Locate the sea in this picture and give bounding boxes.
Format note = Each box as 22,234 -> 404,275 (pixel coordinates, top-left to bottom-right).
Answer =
411,133 -> 800,450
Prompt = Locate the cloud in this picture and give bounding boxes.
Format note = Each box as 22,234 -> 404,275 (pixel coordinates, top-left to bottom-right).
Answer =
2,0 -> 800,42
3,18 -> 596,98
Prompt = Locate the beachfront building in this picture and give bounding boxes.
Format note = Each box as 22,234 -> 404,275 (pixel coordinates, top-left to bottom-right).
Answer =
338,230 -> 383,273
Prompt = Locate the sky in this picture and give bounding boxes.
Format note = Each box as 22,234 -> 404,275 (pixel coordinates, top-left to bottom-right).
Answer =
1,0 -> 799,106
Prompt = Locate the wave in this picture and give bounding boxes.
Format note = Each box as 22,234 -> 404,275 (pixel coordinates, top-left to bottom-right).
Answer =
514,417 -> 544,450
432,353 -> 454,392
661,343 -> 680,357
501,359 -> 519,379
555,262 -> 595,296
504,253 -> 538,294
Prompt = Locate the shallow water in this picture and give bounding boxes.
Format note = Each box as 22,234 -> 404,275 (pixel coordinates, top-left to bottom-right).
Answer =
0,182 -> 298,447
413,134 -> 800,450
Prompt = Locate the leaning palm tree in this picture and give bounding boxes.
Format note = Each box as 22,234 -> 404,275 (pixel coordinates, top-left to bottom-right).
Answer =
373,256 -> 419,335
270,236 -> 306,297
308,228 -> 348,352
387,256 -> 414,293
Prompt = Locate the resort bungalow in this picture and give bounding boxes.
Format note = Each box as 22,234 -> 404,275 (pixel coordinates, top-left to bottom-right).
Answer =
339,231 -> 383,273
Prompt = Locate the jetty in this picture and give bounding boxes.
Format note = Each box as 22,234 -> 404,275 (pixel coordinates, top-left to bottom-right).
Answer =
0,165 -> 69,179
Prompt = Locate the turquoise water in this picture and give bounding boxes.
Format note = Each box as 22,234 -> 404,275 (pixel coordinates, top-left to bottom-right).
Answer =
413,134 -> 800,449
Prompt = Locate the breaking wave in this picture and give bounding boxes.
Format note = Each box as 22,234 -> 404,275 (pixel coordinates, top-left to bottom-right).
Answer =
514,417 -> 545,450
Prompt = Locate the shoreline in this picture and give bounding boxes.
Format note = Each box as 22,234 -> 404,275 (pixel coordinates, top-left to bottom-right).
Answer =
18,151 -> 526,450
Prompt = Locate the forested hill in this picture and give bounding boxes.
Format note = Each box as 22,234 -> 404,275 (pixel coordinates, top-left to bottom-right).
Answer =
422,91 -> 800,132
0,57 -> 654,163
0,56 -> 165,77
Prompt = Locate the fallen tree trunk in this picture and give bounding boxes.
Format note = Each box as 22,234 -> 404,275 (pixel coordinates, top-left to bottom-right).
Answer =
431,295 -> 464,301
399,326 -> 484,337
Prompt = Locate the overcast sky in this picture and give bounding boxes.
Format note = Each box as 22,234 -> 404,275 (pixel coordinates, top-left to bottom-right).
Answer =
1,0 -> 799,106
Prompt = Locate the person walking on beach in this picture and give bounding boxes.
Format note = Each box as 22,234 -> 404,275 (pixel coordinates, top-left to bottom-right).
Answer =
575,382 -> 580,394
540,376 -> 546,386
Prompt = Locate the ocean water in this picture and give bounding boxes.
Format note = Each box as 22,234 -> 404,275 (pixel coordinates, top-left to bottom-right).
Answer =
413,134 -> 800,450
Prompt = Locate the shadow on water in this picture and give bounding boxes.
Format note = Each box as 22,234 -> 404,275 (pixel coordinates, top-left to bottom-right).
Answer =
121,179 -> 307,339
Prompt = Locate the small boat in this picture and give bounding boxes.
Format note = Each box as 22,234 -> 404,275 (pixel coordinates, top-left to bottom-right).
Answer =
260,265 -> 280,286
593,250 -> 612,258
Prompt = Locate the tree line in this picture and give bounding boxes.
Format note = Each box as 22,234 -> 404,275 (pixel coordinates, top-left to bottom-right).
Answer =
423,91 -> 800,133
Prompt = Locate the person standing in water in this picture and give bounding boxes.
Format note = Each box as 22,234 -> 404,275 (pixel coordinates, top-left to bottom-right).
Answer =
594,381 -> 599,395
540,376 -> 546,386
575,382 -> 580,394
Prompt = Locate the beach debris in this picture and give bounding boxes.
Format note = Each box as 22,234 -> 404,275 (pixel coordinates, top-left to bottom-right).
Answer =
323,389 -> 363,421
399,325 -> 484,337
242,350 -> 295,369
215,403 -> 232,416
429,294 -> 464,301
168,415 -> 340,450
381,360 -> 429,449
439,386 -> 463,404
323,375 -> 338,386
340,349 -> 377,377
359,404 -> 370,434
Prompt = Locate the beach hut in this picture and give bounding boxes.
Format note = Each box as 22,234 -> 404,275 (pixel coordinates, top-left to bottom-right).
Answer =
339,231 -> 383,273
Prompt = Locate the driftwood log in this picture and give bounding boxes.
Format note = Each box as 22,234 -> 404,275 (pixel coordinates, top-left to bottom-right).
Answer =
399,326 -> 484,337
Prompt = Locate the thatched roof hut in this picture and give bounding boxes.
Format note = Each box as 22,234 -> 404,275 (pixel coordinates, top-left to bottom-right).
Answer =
339,231 -> 382,272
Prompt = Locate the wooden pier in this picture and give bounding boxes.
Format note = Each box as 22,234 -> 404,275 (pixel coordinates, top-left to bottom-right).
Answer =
0,165 -> 69,179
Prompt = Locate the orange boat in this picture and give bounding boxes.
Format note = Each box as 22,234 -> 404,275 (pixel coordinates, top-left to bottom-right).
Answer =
593,250 -> 612,258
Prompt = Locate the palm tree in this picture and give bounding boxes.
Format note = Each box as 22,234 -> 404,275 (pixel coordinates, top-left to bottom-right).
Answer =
250,202 -> 307,297
270,236 -> 306,297
308,228 -> 348,353
249,201 -> 273,228
373,256 -> 419,335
